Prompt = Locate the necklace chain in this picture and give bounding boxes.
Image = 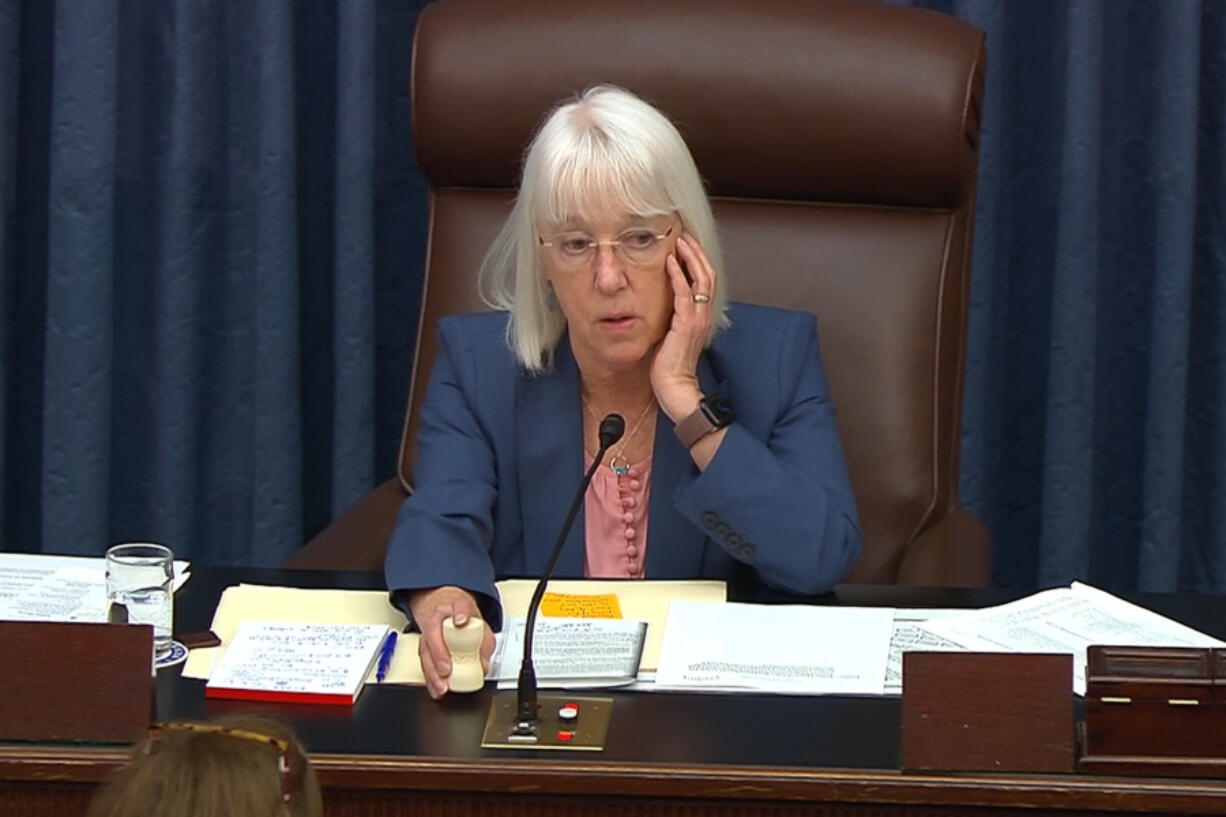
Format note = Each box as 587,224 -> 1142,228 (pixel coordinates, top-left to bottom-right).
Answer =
583,395 -> 656,475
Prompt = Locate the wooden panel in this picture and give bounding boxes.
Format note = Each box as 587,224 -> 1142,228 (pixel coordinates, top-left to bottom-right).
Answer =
0,780 -> 1208,817
0,621 -> 153,744
1082,646 -> 1226,777
6,746 -> 1226,816
900,653 -> 1074,773
0,781 -> 94,817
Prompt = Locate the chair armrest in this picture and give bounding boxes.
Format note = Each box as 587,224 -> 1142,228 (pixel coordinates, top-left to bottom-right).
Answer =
897,507 -> 991,587
283,478 -> 408,572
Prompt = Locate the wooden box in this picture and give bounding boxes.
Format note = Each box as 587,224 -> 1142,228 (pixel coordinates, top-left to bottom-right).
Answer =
901,652 -> 1074,773
0,621 -> 154,744
1080,645 -> 1226,778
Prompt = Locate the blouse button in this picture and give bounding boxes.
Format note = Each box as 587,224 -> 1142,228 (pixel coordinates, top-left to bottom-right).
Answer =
626,545 -> 638,557
622,512 -> 634,524
622,498 -> 635,509
629,480 -> 641,491
624,527 -> 636,539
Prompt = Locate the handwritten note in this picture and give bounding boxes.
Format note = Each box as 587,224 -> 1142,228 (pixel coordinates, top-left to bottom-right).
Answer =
206,621 -> 390,704
540,592 -> 623,618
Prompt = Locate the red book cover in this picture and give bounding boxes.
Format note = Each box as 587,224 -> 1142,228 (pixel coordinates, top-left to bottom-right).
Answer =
203,686 -> 359,706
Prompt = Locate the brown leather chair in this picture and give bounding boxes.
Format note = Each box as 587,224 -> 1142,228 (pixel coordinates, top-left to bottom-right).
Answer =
288,0 -> 992,586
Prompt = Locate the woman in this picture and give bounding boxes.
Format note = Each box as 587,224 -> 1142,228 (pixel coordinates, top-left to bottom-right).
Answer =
385,85 -> 860,699
87,715 -> 323,817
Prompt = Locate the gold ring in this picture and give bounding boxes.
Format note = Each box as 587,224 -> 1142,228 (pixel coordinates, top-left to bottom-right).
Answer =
692,293 -> 711,304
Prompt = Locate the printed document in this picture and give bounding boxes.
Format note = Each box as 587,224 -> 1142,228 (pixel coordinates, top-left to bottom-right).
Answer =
916,582 -> 1225,694
496,579 -> 725,671
0,553 -> 191,623
884,609 -> 966,695
489,617 -> 647,687
653,601 -> 895,695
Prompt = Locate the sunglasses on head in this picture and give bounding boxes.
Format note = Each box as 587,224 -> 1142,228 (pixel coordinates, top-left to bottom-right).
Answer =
146,722 -> 293,804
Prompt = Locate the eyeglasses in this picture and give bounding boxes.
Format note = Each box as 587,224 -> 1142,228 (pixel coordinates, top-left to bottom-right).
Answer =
147,722 -> 293,804
538,221 -> 677,272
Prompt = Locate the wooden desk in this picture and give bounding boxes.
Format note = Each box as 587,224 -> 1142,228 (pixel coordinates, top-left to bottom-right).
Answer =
5,568 -> 1226,816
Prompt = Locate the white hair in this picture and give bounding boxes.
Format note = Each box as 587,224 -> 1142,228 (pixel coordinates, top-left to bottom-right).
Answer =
478,85 -> 729,373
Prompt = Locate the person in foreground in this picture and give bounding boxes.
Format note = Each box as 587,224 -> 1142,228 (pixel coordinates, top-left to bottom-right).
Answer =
86,715 -> 323,817
385,85 -> 861,698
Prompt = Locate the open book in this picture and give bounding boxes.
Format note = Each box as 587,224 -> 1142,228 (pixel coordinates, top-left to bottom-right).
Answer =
205,621 -> 391,705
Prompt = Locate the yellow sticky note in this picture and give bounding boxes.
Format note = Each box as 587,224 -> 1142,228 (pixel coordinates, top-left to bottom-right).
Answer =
539,592 -> 622,618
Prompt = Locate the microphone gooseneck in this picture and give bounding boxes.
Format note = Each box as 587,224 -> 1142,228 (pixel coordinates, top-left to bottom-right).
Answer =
516,412 -> 626,725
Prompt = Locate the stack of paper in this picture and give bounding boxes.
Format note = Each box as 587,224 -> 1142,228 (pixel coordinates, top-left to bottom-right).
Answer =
913,582 -> 1226,694
0,553 -> 191,623
206,621 -> 392,705
489,617 -> 647,688
653,602 -> 896,695
182,585 -> 411,682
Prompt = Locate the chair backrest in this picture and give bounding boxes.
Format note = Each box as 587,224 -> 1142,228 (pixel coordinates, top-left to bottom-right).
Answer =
402,0 -> 986,584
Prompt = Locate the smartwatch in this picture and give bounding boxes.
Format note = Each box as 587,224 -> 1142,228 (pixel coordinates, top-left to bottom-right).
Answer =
674,394 -> 735,449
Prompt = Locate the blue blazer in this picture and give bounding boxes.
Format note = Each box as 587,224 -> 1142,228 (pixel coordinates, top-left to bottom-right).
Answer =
385,302 -> 860,629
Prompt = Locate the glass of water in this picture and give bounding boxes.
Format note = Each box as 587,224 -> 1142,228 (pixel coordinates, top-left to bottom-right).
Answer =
105,543 -> 174,660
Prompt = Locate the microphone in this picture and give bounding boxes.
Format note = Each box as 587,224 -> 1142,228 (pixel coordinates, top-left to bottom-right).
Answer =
513,413 -> 624,732
598,413 -> 627,449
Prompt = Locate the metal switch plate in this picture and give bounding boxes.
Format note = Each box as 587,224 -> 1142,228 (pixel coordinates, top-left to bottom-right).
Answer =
481,692 -> 613,751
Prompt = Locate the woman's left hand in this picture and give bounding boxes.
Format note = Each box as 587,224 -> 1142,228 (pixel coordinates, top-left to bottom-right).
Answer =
651,233 -> 717,422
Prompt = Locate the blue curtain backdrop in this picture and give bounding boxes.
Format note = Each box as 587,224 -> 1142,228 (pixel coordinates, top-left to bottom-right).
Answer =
1,1 -> 1223,591
898,0 -> 1226,593
0,0 -> 428,566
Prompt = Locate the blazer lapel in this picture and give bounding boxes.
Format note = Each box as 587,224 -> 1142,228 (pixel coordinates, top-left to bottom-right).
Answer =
516,340 -> 586,578
645,353 -> 726,578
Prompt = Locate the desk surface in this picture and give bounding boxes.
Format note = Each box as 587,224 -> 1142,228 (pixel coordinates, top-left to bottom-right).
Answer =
5,568 -> 1226,816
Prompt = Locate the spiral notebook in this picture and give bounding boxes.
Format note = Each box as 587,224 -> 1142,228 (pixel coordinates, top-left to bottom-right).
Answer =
205,620 -> 391,705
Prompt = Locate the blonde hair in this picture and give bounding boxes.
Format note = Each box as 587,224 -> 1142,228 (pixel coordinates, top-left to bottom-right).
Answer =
86,715 -> 323,817
480,84 -> 729,373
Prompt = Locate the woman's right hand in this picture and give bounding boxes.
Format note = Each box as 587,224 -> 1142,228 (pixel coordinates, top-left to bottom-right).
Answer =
408,585 -> 496,699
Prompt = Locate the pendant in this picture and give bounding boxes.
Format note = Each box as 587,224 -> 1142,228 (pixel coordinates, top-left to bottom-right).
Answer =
607,454 -> 631,476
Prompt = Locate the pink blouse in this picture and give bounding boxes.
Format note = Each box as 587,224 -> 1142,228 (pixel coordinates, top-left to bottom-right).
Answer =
583,453 -> 652,578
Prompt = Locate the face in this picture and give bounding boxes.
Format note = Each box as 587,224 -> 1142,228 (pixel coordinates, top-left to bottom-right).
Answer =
539,211 -> 679,374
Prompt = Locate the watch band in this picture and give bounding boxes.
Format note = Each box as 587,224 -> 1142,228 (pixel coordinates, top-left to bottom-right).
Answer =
674,403 -> 718,449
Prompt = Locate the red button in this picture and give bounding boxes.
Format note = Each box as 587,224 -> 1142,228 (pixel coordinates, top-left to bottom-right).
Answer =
556,731 -> 574,741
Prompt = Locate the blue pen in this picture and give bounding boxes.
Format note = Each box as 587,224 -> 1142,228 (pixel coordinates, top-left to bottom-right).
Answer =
375,630 -> 398,683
